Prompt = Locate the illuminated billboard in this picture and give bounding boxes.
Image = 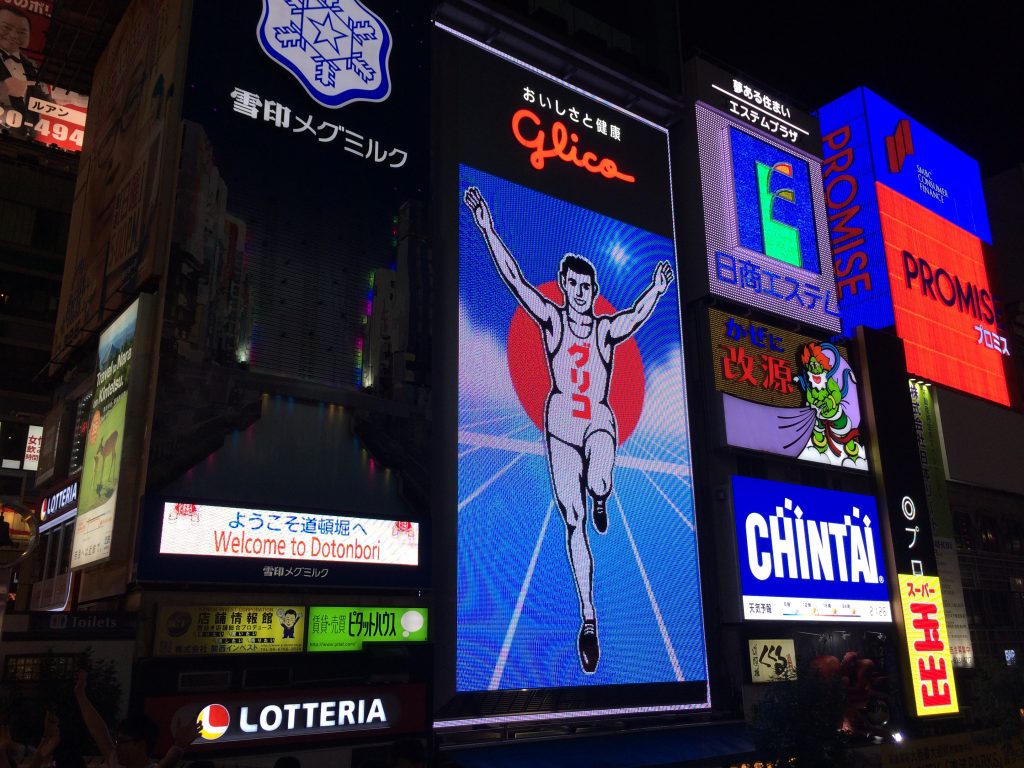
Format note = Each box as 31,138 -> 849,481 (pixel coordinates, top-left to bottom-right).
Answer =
137,497 -> 425,590
818,87 -> 993,336
71,299 -> 144,569
732,476 -> 891,623
709,308 -> 867,470
439,27 -> 707,721
878,185 -> 1009,406
697,103 -> 840,332
308,606 -> 428,652
857,328 -> 959,717
0,0 -> 89,153
154,604 -> 305,657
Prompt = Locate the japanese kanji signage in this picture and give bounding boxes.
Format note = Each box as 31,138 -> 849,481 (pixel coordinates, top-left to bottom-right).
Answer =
910,381 -> 974,668
158,502 -> 418,565
21,424 -> 42,470
691,58 -> 821,155
709,308 -> 867,470
748,638 -> 797,683
307,606 -> 428,652
137,497 -> 426,590
898,575 -> 959,716
857,328 -> 959,716
0,0 -> 89,152
696,103 -> 840,332
173,0 -> 428,388
154,604 -> 305,657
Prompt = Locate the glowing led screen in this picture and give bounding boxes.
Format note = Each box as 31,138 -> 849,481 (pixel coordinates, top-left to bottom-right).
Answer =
878,184 -> 1009,406
709,309 -> 867,470
818,87 -> 993,336
732,476 -> 891,623
697,103 -> 840,332
445,28 -> 707,717
821,88 -> 990,243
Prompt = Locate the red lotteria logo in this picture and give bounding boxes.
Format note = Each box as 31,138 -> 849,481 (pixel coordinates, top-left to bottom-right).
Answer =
197,704 -> 230,740
511,109 -> 635,183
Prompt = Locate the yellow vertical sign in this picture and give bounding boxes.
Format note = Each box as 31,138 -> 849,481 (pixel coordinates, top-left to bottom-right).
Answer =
897,574 -> 959,716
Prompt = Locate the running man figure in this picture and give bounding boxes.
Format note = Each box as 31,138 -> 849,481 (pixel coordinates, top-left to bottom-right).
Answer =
464,186 -> 674,673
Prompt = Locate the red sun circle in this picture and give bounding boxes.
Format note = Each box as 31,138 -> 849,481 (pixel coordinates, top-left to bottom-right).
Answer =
507,281 -> 645,446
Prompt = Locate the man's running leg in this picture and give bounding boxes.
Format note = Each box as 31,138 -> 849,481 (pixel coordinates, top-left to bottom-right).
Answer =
585,430 -> 615,535
548,436 -> 599,673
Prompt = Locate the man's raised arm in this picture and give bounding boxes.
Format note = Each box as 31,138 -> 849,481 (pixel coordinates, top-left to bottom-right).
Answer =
608,261 -> 674,342
463,187 -> 552,323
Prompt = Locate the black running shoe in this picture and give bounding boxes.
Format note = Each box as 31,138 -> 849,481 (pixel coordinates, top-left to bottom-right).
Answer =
578,619 -> 600,673
592,496 -> 608,534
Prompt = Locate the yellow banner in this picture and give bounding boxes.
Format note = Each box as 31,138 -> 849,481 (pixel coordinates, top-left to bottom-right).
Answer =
897,574 -> 958,716
154,605 -> 304,656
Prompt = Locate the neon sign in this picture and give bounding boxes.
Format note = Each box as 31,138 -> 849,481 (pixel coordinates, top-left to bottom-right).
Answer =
511,108 -> 635,182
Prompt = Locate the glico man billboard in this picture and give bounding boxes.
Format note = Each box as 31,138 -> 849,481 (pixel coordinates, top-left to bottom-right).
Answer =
696,100 -> 840,332
732,476 -> 891,623
435,26 -> 708,723
818,88 -> 1008,408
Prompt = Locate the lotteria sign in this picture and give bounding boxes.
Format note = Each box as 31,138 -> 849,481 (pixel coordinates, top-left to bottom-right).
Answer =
195,696 -> 388,743
732,476 -> 891,622
146,684 -> 425,749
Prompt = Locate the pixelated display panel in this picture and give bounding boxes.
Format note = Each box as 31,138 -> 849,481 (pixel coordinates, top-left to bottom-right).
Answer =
877,184 -> 1009,406
710,309 -> 868,470
732,476 -> 891,623
697,103 -> 840,332
458,164 -> 706,692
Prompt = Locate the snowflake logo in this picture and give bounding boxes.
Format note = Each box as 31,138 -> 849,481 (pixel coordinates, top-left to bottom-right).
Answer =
257,0 -> 392,109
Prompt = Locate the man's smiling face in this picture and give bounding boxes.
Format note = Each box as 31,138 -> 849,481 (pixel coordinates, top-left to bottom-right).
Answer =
561,268 -> 595,314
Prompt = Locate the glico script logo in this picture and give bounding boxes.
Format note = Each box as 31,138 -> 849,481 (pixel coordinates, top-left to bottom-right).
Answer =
511,109 -> 635,183
257,0 -> 392,109
730,127 -> 817,270
885,118 -> 914,173
744,496 -> 882,586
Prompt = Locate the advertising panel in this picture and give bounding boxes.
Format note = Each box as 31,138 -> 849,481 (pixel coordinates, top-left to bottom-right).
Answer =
878,184 -> 1009,406
697,103 -> 840,332
145,684 -> 426,750
858,328 -> 959,717
157,502 -> 418,566
691,58 -> 821,155
748,638 -> 796,683
709,308 -> 867,470
71,299 -> 142,568
0,0 -> 89,152
818,87 -> 994,336
308,606 -> 428,652
154,604 -> 305,657
732,476 -> 891,623
137,497 -> 426,590
39,479 -> 78,525
21,424 -> 41,470
909,382 -> 973,667
440,27 -> 707,717
52,0 -> 187,366
67,391 -> 92,477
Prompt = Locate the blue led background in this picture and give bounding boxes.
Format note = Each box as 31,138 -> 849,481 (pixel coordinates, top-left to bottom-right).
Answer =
816,89 -> 892,334
731,127 -> 820,273
732,476 -> 889,606
861,88 -> 991,244
457,165 -> 707,692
